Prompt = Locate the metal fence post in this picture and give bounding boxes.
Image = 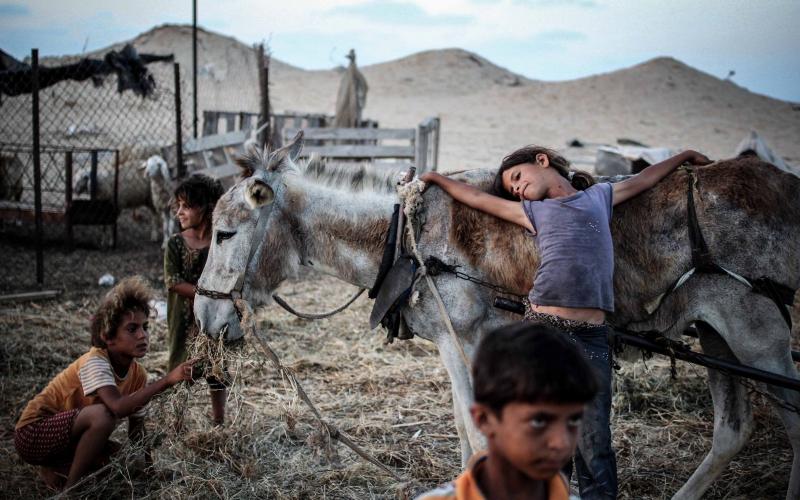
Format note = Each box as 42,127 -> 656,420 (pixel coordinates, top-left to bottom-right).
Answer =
31,48 -> 43,286
65,151 -> 73,247
174,62 -> 185,178
113,149 -> 119,248
89,150 -> 98,199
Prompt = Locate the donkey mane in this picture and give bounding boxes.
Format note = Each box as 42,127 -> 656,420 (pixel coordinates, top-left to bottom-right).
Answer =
301,158 -> 400,194
235,147 -> 400,195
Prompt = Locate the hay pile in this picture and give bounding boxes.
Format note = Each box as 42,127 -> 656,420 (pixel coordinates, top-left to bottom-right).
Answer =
0,270 -> 795,498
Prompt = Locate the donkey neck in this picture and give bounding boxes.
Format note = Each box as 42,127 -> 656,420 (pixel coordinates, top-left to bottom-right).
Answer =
287,180 -> 395,288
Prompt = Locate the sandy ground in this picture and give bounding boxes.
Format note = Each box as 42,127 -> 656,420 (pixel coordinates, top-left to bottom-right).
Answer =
0,255 -> 795,498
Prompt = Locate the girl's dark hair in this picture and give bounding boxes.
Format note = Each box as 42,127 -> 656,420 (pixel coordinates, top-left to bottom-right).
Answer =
172,174 -> 225,227
473,322 -> 598,414
90,276 -> 153,348
491,145 -> 596,200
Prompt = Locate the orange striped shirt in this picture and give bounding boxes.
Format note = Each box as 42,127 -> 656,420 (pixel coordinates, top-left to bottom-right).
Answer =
16,347 -> 147,429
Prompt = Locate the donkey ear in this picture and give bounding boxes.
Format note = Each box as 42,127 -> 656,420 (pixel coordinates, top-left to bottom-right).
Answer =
235,155 -> 256,179
285,130 -> 304,162
244,179 -> 274,209
267,130 -> 304,171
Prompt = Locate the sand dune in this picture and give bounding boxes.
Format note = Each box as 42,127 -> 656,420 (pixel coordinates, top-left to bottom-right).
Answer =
102,24 -> 800,171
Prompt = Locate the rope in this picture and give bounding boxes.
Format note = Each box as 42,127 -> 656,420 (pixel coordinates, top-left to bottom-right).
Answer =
272,287 -> 365,320
233,298 -> 405,482
397,179 -> 472,371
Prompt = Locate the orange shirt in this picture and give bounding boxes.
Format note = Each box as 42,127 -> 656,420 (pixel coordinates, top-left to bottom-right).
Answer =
16,347 -> 147,429
416,452 -> 570,500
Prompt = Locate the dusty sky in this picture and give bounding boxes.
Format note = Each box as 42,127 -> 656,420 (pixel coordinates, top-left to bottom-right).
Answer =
2,0 -> 798,102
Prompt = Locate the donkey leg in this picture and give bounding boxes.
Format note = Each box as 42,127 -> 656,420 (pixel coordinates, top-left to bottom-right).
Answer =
673,325 -> 753,500
714,306 -> 800,500
147,205 -> 160,242
759,356 -> 800,500
451,388 -> 473,465
435,333 -> 484,466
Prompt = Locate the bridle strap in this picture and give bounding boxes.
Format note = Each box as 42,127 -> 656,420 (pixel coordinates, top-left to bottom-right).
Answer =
196,171 -> 274,303
195,286 -> 235,300
272,287 -> 366,320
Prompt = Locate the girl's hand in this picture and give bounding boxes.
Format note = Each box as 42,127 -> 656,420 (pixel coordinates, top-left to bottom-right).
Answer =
166,358 -> 198,385
419,172 -> 441,184
683,150 -> 712,166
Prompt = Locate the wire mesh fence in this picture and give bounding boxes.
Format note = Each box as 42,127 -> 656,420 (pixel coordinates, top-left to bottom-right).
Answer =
0,46 -> 189,293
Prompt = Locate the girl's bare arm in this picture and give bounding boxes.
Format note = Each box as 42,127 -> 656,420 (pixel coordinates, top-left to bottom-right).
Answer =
95,359 -> 196,418
169,282 -> 196,299
612,150 -> 711,206
420,172 -> 533,231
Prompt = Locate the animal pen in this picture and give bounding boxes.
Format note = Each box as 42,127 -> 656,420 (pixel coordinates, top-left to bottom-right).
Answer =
0,47 -> 187,292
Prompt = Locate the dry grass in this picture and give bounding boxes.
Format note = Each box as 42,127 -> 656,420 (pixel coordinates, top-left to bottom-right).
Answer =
0,260 -> 796,498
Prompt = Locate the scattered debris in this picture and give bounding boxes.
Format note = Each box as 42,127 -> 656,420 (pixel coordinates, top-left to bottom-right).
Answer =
98,273 -> 115,286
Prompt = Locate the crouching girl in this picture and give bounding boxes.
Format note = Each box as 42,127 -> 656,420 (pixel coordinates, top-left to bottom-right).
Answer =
14,276 -> 195,491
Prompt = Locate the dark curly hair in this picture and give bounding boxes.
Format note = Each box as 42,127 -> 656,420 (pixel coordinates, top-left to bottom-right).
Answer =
90,276 -> 154,348
492,145 -> 596,200
172,174 -> 225,227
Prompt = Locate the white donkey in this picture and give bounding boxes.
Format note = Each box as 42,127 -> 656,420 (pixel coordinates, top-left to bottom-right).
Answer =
194,134 -> 800,499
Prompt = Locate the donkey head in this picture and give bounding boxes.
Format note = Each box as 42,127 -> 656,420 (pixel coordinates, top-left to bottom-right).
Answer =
194,132 -> 304,341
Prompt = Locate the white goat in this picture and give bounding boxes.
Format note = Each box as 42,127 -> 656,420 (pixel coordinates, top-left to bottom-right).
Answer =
72,150 -> 162,242
140,154 -> 176,248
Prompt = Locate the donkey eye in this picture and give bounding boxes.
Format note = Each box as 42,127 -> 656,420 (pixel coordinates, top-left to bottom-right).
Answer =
216,230 -> 236,244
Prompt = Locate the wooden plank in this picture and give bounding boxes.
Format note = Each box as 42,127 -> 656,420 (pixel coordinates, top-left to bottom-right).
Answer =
299,145 -> 415,158
0,201 -> 65,224
0,289 -> 62,303
184,129 -> 249,153
202,111 -> 219,136
223,112 -> 237,132
285,128 -> 415,141
372,160 -> 414,170
272,115 -> 285,148
193,163 -> 240,180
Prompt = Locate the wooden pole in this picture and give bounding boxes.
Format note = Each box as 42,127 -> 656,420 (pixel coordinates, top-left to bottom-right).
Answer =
192,0 -> 198,139
64,151 -> 73,247
257,44 -> 270,149
31,48 -> 43,286
174,62 -> 185,178
112,149 -> 119,249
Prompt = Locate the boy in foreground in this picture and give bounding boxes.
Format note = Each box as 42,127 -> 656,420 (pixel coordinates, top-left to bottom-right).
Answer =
417,322 -> 599,500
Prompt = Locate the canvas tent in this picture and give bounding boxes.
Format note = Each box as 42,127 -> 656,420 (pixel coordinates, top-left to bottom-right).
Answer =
594,145 -> 677,176
734,130 -> 798,177
333,49 -> 368,128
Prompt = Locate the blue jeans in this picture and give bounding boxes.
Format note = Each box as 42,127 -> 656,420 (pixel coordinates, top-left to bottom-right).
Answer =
564,325 -> 617,500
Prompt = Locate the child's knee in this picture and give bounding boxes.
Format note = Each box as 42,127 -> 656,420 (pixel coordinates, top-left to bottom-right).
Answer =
80,404 -> 118,432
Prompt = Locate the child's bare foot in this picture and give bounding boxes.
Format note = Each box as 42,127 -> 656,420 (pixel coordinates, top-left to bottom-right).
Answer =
38,466 -> 67,491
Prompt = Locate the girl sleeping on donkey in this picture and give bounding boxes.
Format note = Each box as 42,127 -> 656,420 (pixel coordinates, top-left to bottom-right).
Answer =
421,145 -> 710,499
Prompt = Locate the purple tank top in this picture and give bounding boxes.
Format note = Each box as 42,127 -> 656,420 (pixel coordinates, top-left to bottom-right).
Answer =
521,182 -> 615,312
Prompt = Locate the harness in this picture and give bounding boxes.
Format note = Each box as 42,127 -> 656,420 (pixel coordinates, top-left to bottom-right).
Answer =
196,172 -> 274,324
197,170 -> 417,336
641,167 -> 795,328
368,205 -> 418,340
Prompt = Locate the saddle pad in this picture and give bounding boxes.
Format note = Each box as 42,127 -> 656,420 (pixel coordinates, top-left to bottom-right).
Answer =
369,256 -> 417,329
